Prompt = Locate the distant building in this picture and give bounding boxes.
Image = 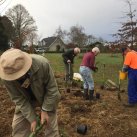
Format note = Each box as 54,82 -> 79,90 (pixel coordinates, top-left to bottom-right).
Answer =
39,36 -> 66,52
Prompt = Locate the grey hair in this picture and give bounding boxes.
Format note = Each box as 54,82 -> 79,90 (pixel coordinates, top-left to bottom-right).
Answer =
74,47 -> 81,54
92,47 -> 100,54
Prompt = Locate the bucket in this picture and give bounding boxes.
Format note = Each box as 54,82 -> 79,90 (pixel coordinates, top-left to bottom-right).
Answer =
119,71 -> 127,80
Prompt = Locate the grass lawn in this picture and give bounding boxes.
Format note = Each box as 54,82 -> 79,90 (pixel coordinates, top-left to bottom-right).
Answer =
43,53 -> 127,88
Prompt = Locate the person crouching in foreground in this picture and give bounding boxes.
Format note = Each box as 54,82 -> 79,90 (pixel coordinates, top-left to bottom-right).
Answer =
122,47 -> 137,107
0,48 -> 61,137
79,47 -> 100,101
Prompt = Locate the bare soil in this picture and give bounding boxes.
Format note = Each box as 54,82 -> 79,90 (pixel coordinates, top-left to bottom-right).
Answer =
0,77 -> 137,137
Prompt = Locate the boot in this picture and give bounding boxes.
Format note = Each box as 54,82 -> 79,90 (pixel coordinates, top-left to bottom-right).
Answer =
83,89 -> 89,100
89,90 -> 94,101
123,103 -> 136,107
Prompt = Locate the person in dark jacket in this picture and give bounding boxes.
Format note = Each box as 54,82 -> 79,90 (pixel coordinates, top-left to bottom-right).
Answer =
62,47 -> 81,82
79,47 -> 100,101
0,48 -> 61,137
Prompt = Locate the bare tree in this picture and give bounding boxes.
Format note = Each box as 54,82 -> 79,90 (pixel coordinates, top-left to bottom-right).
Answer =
26,32 -> 38,53
27,32 -> 38,45
86,35 -> 97,45
54,26 -> 67,41
67,24 -> 87,47
6,4 -> 37,49
54,25 -> 102,47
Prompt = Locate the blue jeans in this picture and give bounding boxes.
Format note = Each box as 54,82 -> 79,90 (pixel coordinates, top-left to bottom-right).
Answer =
79,66 -> 94,90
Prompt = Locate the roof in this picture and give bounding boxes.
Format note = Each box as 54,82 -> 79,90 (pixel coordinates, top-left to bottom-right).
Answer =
41,36 -> 57,47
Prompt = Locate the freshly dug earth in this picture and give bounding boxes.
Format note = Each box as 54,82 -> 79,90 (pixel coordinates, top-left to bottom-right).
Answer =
0,86 -> 14,137
0,78 -> 137,137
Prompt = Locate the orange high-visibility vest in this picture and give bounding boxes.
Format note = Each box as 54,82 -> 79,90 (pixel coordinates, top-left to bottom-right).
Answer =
124,50 -> 137,69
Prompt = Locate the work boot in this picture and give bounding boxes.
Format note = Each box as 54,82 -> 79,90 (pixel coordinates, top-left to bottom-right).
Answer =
123,103 -> 136,107
89,90 -> 94,101
83,89 -> 89,100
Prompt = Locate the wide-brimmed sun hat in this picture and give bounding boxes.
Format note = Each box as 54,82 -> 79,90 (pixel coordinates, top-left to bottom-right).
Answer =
0,48 -> 32,81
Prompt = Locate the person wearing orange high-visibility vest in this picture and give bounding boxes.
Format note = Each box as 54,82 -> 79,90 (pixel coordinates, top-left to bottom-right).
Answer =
122,47 -> 137,107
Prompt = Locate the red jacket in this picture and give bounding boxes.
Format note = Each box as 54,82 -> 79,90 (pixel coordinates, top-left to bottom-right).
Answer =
80,52 -> 95,70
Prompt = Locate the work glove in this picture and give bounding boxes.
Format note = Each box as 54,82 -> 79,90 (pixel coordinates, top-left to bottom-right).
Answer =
122,65 -> 128,72
92,67 -> 98,72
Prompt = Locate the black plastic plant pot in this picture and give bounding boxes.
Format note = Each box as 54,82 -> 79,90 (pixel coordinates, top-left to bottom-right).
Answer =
66,88 -> 70,93
100,85 -> 104,90
77,124 -> 87,135
96,93 -> 100,99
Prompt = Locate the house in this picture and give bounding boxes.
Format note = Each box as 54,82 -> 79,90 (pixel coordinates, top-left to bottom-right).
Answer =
39,36 -> 66,52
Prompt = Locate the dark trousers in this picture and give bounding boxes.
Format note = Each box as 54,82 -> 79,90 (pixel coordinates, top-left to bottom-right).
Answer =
128,68 -> 137,104
64,63 -> 73,82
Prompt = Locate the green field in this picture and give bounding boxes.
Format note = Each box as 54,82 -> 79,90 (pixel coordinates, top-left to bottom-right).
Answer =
43,53 -> 127,87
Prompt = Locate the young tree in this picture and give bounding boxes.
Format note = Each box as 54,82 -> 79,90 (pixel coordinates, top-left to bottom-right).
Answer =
6,4 -> 37,49
0,16 -> 14,51
116,0 -> 137,48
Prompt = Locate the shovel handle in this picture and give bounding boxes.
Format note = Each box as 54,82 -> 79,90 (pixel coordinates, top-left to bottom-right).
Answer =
118,78 -> 121,101
68,63 -> 71,80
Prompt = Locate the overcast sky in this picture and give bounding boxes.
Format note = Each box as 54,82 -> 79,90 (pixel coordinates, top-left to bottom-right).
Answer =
0,0 -> 137,41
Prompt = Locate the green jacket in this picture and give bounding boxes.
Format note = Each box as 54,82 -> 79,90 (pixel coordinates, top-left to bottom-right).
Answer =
62,49 -> 76,64
3,54 -> 61,123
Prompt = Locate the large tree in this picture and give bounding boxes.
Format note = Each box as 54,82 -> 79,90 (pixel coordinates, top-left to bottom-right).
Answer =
67,24 -> 87,47
6,4 -> 37,49
54,25 -> 106,47
1,16 -> 14,40
54,26 -> 67,41
86,34 -> 98,45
